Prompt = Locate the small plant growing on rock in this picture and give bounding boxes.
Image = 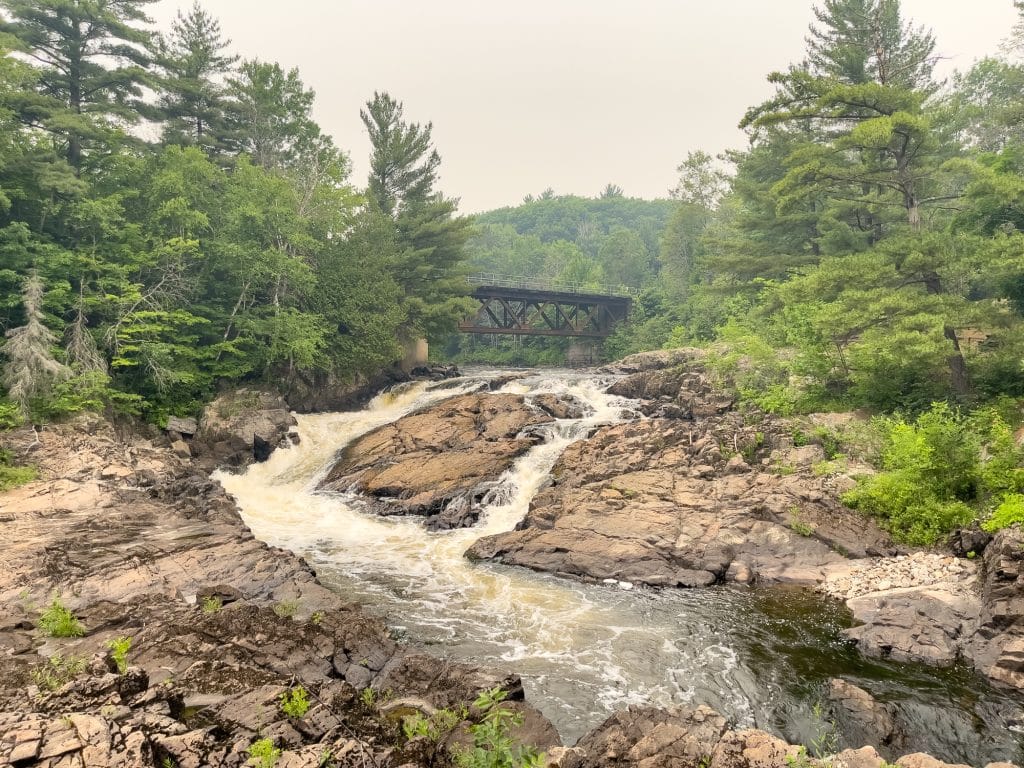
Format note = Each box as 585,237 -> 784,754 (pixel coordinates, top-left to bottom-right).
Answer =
273,599 -> 299,618
38,596 -> 85,638
788,509 -> 815,537
279,685 -> 310,718
247,738 -> 281,768
310,610 -> 324,626
31,653 -> 86,691
402,706 -> 465,742
105,636 -> 132,674
455,687 -> 545,768
201,595 -> 222,614
359,686 -> 376,709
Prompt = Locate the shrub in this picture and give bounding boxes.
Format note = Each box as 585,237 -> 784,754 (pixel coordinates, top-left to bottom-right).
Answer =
105,636 -> 132,674
402,707 -> 465,743
31,653 -> 86,690
456,688 -> 545,768
38,596 -> 85,638
200,595 -> 222,614
247,738 -> 281,768
843,403 -> 1024,544
279,685 -> 310,718
273,599 -> 299,619
983,493 -> 1024,533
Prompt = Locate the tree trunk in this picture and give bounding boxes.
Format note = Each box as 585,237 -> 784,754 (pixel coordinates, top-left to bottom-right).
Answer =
943,325 -> 972,401
923,272 -> 972,400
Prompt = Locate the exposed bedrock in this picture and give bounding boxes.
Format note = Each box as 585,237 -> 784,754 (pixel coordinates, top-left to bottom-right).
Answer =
317,392 -> 560,527
547,703 -> 1017,768
466,414 -> 890,588
0,416 -> 556,767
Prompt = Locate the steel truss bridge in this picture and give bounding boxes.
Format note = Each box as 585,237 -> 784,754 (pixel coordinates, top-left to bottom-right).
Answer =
458,274 -> 636,339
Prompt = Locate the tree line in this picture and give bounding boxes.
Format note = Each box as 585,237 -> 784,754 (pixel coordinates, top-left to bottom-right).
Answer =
601,0 -> 1024,415
0,0 -> 470,423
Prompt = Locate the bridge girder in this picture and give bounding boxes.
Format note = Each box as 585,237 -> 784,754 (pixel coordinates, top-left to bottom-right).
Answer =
458,286 -> 632,338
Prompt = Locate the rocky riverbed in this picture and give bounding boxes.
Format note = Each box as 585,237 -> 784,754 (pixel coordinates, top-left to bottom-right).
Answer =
1,355 -> 1023,767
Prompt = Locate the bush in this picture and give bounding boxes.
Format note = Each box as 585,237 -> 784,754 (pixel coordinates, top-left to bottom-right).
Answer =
983,493 -> 1024,532
247,738 -> 281,768
843,403 -> 1024,544
38,596 -> 85,638
105,636 -> 132,674
456,688 -> 545,768
279,685 -> 310,718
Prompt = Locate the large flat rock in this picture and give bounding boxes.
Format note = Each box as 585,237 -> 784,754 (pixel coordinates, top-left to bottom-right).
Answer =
317,392 -> 553,521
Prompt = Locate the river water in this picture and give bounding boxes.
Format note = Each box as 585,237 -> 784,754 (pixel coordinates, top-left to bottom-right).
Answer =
216,371 -> 1024,764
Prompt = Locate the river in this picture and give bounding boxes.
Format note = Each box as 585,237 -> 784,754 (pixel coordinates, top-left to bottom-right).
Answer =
216,370 -> 1024,765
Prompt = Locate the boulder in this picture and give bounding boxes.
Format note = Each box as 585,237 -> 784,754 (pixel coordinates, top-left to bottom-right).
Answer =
318,392 -> 552,519
194,389 -> 298,468
572,705 -> 729,768
844,585 -> 982,667
827,679 -> 897,750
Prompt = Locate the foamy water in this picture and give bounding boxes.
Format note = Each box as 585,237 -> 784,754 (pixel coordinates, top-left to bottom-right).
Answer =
216,371 -> 1024,761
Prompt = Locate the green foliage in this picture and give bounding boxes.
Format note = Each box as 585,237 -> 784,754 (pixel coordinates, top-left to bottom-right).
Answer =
273,599 -> 299,619
247,738 -> 281,768
359,687 -> 376,709
455,688 -> 545,768
402,707 -> 465,743
37,596 -> 85,638
843,403 -> 1024,544
279,685 -> 310,718
983,494 -> 1024,533
0,446 -> 35,491
31,653 -> 86,691
105,636 -> 132,674
200,595 -> 222,614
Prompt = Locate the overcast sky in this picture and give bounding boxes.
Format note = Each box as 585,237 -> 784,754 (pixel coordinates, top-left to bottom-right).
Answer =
151,1 -> 1017,213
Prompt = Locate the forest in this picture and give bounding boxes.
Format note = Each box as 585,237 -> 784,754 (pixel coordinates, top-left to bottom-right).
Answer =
0,0 -> 471,426
1,1 -> 1023,541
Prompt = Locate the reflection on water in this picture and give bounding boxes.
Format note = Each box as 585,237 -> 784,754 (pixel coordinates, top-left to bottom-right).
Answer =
217,371 -> 1024,764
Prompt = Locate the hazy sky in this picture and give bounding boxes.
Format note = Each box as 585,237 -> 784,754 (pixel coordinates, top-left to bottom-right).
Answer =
151,1 -> 1017,212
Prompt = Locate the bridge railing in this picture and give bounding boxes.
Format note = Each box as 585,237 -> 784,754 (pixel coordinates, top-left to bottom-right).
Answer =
467,273 -> 640,298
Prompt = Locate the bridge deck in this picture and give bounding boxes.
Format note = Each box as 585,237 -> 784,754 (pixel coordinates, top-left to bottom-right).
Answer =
459,281 -> 633,338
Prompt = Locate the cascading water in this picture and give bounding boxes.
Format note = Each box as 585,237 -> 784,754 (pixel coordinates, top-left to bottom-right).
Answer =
217,371 -> 1024,764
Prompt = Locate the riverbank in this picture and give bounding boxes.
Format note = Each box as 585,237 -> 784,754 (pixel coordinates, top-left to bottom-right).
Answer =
0,365 -> 1021,766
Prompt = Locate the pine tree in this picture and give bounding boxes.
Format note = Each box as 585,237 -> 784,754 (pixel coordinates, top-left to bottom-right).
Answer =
224,59 -> 320,170
2,273 -> 70,415
157,2 -> 237,152
360,92 -> 471,339
361,92 -> 439,218
0,0 -> 157,171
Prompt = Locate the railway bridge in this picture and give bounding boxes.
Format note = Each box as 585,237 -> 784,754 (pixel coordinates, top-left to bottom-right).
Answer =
458,274 -> 636,338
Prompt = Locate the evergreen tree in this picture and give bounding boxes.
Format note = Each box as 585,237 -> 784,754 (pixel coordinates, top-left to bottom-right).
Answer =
0,0 -> 157,171
224,59 -> 320,170
157,2 -> 237,152
2,272 -> 69,414
361,92 -> 439,218
361,92 -> 471,340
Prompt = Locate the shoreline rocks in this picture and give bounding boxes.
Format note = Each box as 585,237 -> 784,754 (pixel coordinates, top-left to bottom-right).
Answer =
0,415 -> 558,767
467,355 -> 891,588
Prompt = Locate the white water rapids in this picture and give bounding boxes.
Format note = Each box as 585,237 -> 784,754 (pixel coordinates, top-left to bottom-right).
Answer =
216,371 -> 1023,761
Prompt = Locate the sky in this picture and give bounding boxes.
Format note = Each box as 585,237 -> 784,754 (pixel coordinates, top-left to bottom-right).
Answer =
151,0 -> 1018,213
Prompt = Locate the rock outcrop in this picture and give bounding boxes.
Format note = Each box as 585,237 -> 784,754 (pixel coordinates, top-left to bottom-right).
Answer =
972,525 -> 1024,689
548,704 -> 1015,768
317,392 -> 554,527
467,354 -> 891,587
0,416 -> 557,767
192,389 -> 299,469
